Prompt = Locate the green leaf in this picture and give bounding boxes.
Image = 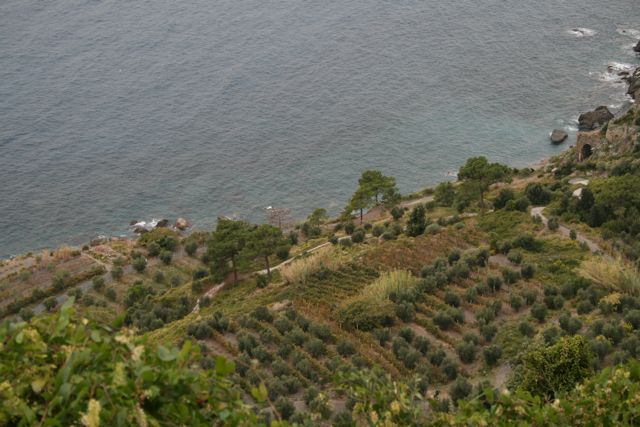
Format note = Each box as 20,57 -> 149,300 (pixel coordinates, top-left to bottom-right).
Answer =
157,346 -> 176,362
215,356 -> 235,375
31,377 -> 47,393
250,383 -> 268,403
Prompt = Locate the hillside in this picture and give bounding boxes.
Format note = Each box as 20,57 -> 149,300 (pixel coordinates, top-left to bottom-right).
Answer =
2,79 -> 640,425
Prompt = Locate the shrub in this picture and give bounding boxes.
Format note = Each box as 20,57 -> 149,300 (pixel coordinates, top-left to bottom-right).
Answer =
406,205 -> 427,236
522,289 -> 537,305
502,268 -> 520,284
548,216 -> 560,231
251,306 -> 273,323
276,246 -> 290,260
531,303 -> 547,322
519,321 -> 535,337
400,348 -> 422,369
19,308 -> 34,321
487,276 -> 502,292
464,287 -> 478,303
255,273 -> 269,288
569,229 -> 577,240
442,359 -> 459,380
480,323 -> 498,342
309,323 -> 333,342
433,311 -> 454,330
275,397 -> 296,420
456,341 -> 476,364
352,229 -> 365,243
395,302 -> 416,322
521,263 -> 536,279
509,294 -> 523,311
105,288 -> 117,302
483,345 -> 502,366
494,188 -> 515,209
425,223 -> 442,235
185,240 -> 198,256
525,183 -> 552,205
193,267 -> 208,280
372,224 -> 385,237
92,276 -> 105,291
43,297 -> 57,311
444,291 -> 461,308
132,257 -> 147,273
413,336 -> 430,355
577,300 -> 594,314
450,377 -> 472,403
111,266 -> 123,281
428,348 -> 446,366
518,335 -> 593,398
304,338 -> 326,357
147,242 -> 161,257
507,250 -> 523,265
390,206 -> 404,221
281,247 -> 342,285
543,326 -> 560,345
344,222 -> 355,234
559,313 -> 582,335
336,339 -> 356,357
625,309 -> 640,330
367,329 -> 389,348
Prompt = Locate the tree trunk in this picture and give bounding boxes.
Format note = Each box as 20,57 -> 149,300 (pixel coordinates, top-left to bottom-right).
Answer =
231,255 -> 238,284
479,190 -> 485,214
264,255 -> 271,278
360,208 -> 363,224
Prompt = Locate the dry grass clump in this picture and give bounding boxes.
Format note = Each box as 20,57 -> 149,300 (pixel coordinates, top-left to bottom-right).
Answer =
580,256 -> 640,296
281,246 -> 343,285
358,270 -> 420,303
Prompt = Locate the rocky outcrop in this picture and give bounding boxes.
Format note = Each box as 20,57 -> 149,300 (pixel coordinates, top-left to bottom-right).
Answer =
627,68 -> 640,101
175,217 -> 191,230
155,219 -> 169,228
634,40 -> 640,53
90,235 -> 108,246
550,129 -> 568,144
578,106 -> 614,131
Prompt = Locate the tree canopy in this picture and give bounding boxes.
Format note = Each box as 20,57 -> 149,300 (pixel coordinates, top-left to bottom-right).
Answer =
207,219 -> 252,283
346,171 -> 400,223
458,157 -> 511,209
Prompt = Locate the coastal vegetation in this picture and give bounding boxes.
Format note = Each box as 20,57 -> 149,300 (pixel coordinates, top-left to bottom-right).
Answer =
2,82 -> 640,424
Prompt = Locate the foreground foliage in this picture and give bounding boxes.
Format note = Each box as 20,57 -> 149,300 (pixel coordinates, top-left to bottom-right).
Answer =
0,299 -> 257,426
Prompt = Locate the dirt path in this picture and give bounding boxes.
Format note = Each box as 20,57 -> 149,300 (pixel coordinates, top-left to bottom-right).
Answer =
530,207 -> 601,253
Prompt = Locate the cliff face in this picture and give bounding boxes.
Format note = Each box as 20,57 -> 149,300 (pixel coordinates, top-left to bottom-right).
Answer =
575,67 -> 640,162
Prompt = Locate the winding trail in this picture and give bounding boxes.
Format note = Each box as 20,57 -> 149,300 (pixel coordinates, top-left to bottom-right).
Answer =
530,206 -> 602,253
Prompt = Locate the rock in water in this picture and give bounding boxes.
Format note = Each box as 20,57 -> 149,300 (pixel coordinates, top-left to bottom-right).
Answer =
175,217 -> 191,230
578,106 -> 614,131
155,219 -> 169,228
634,40 -> 640,53
550,129 -> 568,144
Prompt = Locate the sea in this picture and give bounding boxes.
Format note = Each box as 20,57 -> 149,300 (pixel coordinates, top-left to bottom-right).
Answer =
1,0 -> 639,258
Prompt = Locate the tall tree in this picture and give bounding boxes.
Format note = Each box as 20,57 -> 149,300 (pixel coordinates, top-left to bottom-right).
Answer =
307,208 -> 328,227
348,187 -> 372,224
406,205 -> 427,236
346,170 -> 401,223
245,224 -> 288,278
207,219 -> 251,284
359,170 -> 401,206
458,157 -> 510,211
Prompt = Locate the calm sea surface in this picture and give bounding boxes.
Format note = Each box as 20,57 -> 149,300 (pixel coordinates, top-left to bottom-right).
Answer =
1,0 -> 639,257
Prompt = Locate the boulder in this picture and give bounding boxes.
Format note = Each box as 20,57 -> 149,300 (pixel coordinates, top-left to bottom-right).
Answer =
578,106 -> 614,131
634,40 -> 640,53
132,225 -> 148,234
155,219 -> 169,228
175,217 -> 191,230
90,235 -> 108,246
550,129 -> 568,144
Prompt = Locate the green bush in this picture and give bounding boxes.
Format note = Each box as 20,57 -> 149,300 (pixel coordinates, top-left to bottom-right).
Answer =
337,339 -> 356,357
372,224 -> 385,237
518,320 -> 535,337
132,256 -> 147,273
517,335 -> 593,398
111,266 -> 123,281
92,275 -> 105,291
185,240 -> 198,256
483,345 -> 502,366
450,377 -> 472,403
147,241 -> 161,257
531,303 -> 547,322
352,229 -> 366,243
456,341 -> 476,364
0,301 -> 256,426
442,359 -> 459,380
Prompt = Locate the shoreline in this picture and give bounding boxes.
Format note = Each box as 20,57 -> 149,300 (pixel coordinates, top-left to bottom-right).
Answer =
2,62 -> 639,261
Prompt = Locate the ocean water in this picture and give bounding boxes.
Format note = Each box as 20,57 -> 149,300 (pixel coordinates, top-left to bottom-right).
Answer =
1,0 -> 639,258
